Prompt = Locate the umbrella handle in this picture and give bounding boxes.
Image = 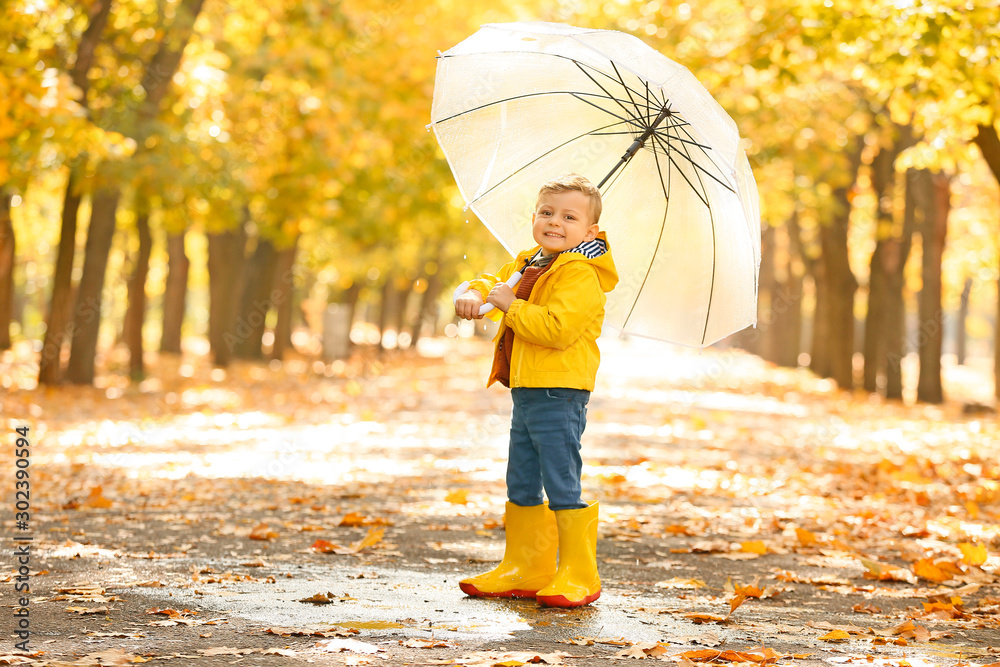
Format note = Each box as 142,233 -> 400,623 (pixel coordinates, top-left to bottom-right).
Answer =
453,272 -> 523,316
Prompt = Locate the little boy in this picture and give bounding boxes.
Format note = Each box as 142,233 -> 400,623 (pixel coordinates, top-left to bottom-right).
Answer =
453,173 -> 618,607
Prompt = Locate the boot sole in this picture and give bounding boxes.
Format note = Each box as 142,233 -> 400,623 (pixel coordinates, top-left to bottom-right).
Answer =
536,590 -> 601,608
459,582 -> 540,599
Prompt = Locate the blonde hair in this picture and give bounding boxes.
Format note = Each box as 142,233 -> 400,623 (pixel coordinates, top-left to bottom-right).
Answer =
537,173 -> 602,225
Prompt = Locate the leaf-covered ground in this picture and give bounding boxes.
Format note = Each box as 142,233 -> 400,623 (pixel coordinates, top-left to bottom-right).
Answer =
1,335 -> 999,666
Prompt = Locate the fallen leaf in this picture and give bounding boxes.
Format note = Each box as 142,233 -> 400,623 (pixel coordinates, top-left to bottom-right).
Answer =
661,631 -> 723,647
0,656 -> 38,666
445,489 -> 469,504
734,583 -> 764,598
817,630 -> 851,642
741,540 -> 768,554
615,642 -> 667,659
913,558 -> 951,583
298,592 -> 344,604
654,577 -> 706,589
83,486 -> 113,509
146,608 -> 197,617
66,605 -> 109,615
248,522 -> 278,540
311,527 -> 384,555
795,528 -> 818,546
197,647 -> 256,656
684,613 -> 727,624
861,559 -> 917,584
265,625 -> 359,636
727,593 -> 748,618
339,512 -> 369,527
316,638 -> 381,654
402,637 -> 453,648
959,542 -> 988,566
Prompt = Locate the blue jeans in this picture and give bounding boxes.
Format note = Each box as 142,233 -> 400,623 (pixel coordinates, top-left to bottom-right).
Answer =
507,387 -> 590,511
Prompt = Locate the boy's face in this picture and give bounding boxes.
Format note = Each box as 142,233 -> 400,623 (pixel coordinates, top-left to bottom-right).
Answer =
531,190 -> 599,255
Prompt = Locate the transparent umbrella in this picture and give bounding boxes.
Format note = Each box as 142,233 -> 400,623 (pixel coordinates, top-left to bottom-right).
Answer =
431,21 -> 760,347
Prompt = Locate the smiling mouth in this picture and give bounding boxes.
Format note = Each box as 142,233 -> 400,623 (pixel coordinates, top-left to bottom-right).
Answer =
544,232 -> 563,238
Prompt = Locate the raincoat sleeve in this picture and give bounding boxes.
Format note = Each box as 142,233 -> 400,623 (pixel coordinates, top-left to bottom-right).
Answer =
465,259 -> 519,323
503,263 -> 604,350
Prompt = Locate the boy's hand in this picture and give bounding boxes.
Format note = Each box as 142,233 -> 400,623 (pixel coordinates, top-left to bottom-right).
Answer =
487,283 -> 515,313
455,290 -> 485,320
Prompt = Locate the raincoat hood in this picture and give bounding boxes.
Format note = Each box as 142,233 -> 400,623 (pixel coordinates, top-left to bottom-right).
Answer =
518,231 -> 618,294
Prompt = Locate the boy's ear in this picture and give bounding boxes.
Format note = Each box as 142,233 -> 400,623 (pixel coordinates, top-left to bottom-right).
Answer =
584,224 -> 599,242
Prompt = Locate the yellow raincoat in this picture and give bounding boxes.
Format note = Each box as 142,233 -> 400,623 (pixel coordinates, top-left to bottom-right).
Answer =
466,232 -> 618,391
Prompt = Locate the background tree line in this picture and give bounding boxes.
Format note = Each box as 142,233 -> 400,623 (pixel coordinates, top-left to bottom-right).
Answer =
1,0 -> 998,404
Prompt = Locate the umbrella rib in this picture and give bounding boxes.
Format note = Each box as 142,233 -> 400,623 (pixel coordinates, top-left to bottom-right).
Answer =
571,61 -> 644,128
620,129 -> 672,335
571,57 -> 664,113
650,133 -> 718,346
651,133 -> 710,208
610,61 -> 648,128
664,120 -> 737,191
569,93 -> 645,129
465,118 -> 639,207
685,133 -> 719,348
642,79 -> 668,124
434,90 -> 638,125
591,131 -> 641,136
658,123 -> 736,193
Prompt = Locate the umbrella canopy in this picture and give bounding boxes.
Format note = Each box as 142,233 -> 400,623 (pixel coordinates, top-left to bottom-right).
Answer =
430,21 -> 760,347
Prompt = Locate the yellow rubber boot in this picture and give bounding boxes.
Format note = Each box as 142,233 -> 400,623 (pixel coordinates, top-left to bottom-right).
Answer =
459,502 -> 558,599
536,501 -> 601,607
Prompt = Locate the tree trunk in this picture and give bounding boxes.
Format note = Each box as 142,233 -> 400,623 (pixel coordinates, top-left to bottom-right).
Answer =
160,231 -> 189,353
884,171 -> 918,401
972,123 -> 1000,401
207,224 -> 247,367
38,0 -> 111,383
378,274 -> 397,352
863,125 -> 916,396
124,209 -> 152,381
0,190 -> 13,351
327,280 -> 362,358
956,277 -> 972,366
39,170 -> 83,383
809,256 -> 830,377
393,278 -> 413,345
64,0 -> 205,385
232,235 -> 278,360
811,140 -> 864,389
916,171 -> 950,404
66,187 -> 120,384
411,271 -> 443,345
271,237 -> 299,360
776,211 -> 807,368
775,268 -> 804,368
69,0 -> 113,96
863,142 -> 895,393
752,225 -> 776,360
863,241 -> 887,394
817,216 -> 859,389
752,218 -> 804,366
